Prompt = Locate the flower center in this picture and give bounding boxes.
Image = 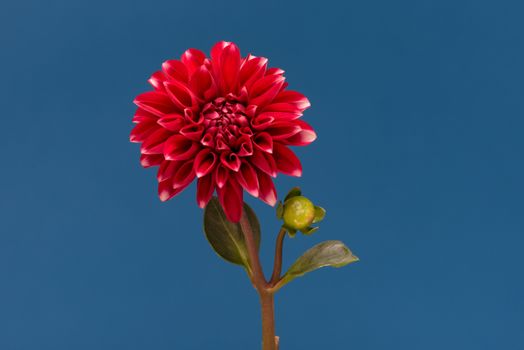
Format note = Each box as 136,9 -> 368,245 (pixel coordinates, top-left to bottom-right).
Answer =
200,97 -> 252,152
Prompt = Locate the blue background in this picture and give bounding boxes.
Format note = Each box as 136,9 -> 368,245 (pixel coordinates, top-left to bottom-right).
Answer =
1,0 -> 523,349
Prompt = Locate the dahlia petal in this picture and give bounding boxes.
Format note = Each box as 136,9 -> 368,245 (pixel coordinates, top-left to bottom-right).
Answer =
190,66 -> 217,100
220,152 -> 241,172
181,48 -> 207,75
134,92 -> 177,117
239,55 -> 268,90
180,123 -> 204,141
265,122 -> 302,140
157,160 -> 183,182
184,108 -> 202,124
132,107 -> 159,123
273,90 -> 311,110
220,43 -> 241,94
217,178 -> 243,222
266,67 -> 285,76
280,120 -> 317,146
235,161 -> 259,197
158,178 -> 188,202
250,148 -> 277,177
215,164 -> 229,188
256,171 -> 277,206
196,174 -> 215,208
200,133 -> 215,148
211,41 -> 230,63
164,80 -> 197,110
162,59 -> 189,83
141,128 -> 171,154
237,135 -> 254,157
253,132 -> 273,153
249,75 -> 286,107
256,111 -> 302,122
216,134 -> 230,151
130,121 -> 159,143
140,154 -> 164,168
194,149 -> 217,178
261,102 -> 306,115
148,71 -> 167,91
157,114 -> 185,132
272,143 -> 302,177
164,135 -> 200,160
250,114 -> 275,130
172,160 -> 196,189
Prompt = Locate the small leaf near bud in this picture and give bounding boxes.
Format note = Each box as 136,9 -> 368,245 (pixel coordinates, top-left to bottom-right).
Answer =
313,206 -> 326,224
284,187 -> 302,202
276,201 -> 284,219
301,226 -> 319,235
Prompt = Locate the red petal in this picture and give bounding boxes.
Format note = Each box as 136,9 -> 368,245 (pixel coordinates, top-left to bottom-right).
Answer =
272,143 -> 302,177
220,152 -> 241,172
162,59 -> 189,83
148,71 -> 167,91
250,148 -> 277,177
256,111 -> 302,122
217,178 -> 243,222
261,102 -> 306,115
256,171 -> 277,206
164,80 -> 197,110
239,55 -> 268,90
249,75 -> 286,107
140,154 -> 164,168
157,114 -> 185,132
180,123 -> 204,141
141,128 -> 171,155
273,90 -> 311,111
220,43 -> 241,94
280,120 -> 317,146
236,135 -> 254,157
235,161 -> 259,197
194,149 -> 217,178
190,66 -> 217,100
200,132 -> 215,148
134,92 -> 177,117
251,114 -> 275,130
252,132 -> 273,153
132,108 -> 159,123
266,67 -> 285,76
214,164 -> 229,188
130,121 -> 158,143
157,160 -> 183,182
181,48 -> 207,75
164,135 -> 200,160
265,122 -> 301,140
196,174 -> 215,208
158,178 -> 186,202
172,160 -> 196,189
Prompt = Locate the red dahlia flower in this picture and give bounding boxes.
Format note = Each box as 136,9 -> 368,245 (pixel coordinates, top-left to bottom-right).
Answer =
130,41 -> 316,222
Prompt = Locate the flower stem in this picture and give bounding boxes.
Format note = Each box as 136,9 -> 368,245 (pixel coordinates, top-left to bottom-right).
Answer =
260,291 -> 277,350
270,228 -> 287,284
239,211 -> 266,290
239,210 -> 278,350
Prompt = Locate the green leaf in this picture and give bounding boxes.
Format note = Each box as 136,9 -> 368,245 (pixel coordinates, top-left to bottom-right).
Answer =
300,226 -> 319,235
279,240 -> 358,287
284,187 -> 302,202
276,201 -> 284,219
312,206 -> 326,223
203,197 -> 261,270
285,227 -> 297,238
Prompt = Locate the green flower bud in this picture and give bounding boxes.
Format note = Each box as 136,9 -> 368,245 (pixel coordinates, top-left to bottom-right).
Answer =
283,196 -> 316,230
